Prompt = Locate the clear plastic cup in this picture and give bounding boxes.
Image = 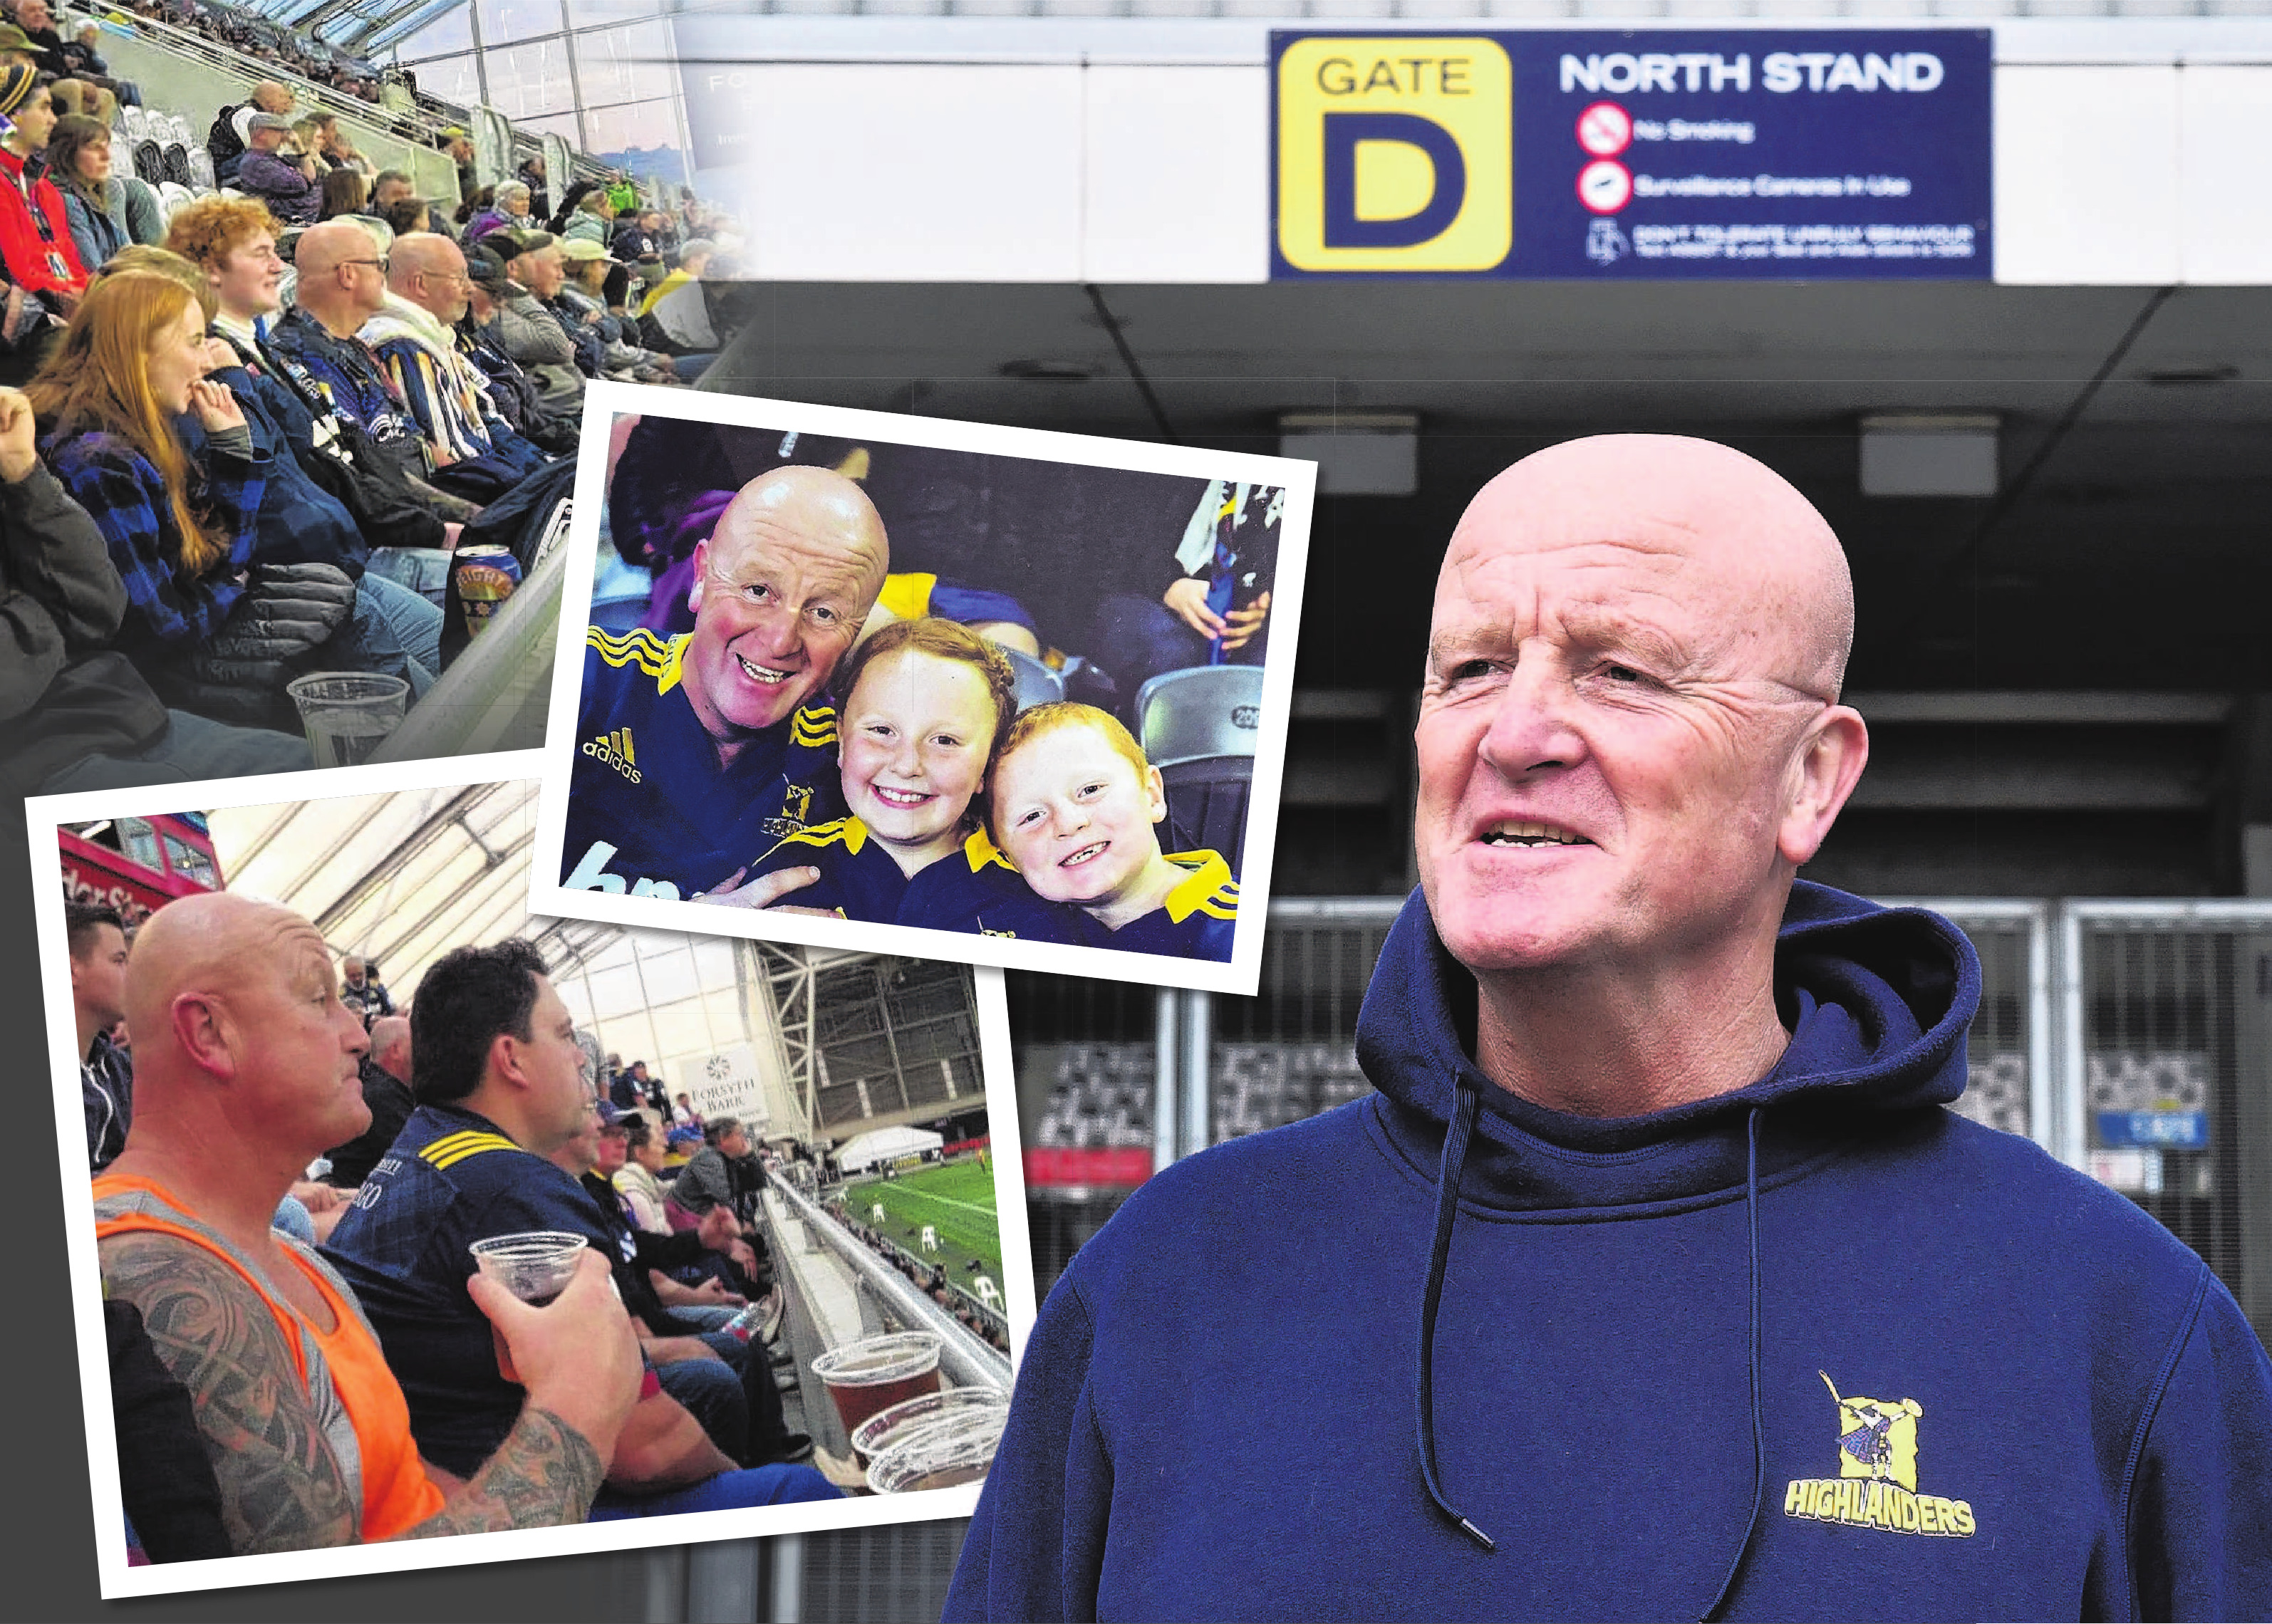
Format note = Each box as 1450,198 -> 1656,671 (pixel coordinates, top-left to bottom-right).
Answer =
810,1331 -> 943,1439
285,672 -> 411,769
864,1400 -> 1007,1494
468,1232 -> 589,1306
849,1386 -> 1010,1468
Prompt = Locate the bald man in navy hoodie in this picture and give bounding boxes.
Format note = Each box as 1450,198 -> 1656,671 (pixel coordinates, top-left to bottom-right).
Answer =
949,437 -> 2272,1621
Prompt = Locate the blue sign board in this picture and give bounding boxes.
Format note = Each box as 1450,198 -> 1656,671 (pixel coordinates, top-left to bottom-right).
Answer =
1273,30 -> 1992,279
2096,1110 -> 2210,1150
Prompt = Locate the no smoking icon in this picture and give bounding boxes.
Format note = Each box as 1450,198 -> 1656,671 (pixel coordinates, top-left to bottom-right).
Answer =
1576,100 -> 1632,158
1576,159 -> 1633,214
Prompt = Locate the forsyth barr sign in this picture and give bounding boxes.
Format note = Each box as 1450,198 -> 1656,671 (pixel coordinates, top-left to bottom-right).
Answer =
1272,29 -> 1991,280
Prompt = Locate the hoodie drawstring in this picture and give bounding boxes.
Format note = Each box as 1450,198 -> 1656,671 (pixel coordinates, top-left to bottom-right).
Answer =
1700,1106 -> 1767,1623
1416,1076 -> 1495,1553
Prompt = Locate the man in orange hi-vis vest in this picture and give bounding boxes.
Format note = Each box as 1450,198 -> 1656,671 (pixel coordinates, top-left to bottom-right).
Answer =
93,890 -> 642,1556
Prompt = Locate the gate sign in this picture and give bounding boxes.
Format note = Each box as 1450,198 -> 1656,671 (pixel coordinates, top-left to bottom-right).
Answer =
1272,30 -> 1991,279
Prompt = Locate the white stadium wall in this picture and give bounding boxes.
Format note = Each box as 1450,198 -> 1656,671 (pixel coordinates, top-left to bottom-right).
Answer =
703,18 -> 2272,286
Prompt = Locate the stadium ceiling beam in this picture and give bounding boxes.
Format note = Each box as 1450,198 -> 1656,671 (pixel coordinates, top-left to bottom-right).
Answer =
752,942 -> 820,1141
310,784 -> 501,935
363,826 -> 535,974
526,917 -> 623,983
344,0 -> 467,59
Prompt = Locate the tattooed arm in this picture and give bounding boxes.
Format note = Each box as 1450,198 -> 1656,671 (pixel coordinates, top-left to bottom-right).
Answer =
392,1407 -> 605,1540
100,1237 -> 638,1551
98,1232 -> 361,1554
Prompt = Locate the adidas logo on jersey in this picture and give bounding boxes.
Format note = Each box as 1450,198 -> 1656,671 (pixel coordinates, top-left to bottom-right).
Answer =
583,727 -> 641,782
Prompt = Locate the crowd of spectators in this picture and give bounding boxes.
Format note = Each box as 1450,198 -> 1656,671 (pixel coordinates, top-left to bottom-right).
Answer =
77,899 -> 854,1564
0,121 -> 737,788
105,0 -> 393,106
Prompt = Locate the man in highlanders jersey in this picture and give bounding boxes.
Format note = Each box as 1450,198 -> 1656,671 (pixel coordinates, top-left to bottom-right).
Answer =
562,466 -> 888,900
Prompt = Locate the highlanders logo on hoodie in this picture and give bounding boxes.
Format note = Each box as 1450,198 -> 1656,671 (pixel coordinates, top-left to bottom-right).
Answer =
1783,1372 -> 1976,1538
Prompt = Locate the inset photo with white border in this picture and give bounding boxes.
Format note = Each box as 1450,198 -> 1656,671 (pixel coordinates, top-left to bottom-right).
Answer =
30,749 -> 1032,1598
531,383 -> 1315,996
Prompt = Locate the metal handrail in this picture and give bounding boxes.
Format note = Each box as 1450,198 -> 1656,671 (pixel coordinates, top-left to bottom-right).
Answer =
769,1176 -> 1012,1393
82,6 -> 443,146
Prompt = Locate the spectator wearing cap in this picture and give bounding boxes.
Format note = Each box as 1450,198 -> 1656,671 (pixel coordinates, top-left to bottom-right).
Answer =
0,22 -> 38,71
0,66 -> 87,313
237,112 -> 322,227
454,242 -> 576,452
556,238 -> 675,384
209,80 -> 291,185
477,229 -> 583,417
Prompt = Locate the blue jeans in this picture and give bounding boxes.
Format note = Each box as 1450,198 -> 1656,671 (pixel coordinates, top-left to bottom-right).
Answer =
271,1195 -> 314,1243
588,1464 -> 841,1519
365,545 -> 454,608
675,1305 -> 740,1333
328,569 -> 442,696
670,353 -> 715,382
39,709 -> 312,791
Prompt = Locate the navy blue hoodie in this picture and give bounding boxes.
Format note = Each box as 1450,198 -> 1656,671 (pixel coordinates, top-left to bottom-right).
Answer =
949,881 -> 2272,1620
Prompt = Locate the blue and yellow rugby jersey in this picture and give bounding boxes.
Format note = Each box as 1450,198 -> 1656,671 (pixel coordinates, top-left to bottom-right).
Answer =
1074,850 -> 1239,962
895,828 -> 1090,942
743,815 -> 917,924
321,1103 -> 631,1478
562,626 -> 847,899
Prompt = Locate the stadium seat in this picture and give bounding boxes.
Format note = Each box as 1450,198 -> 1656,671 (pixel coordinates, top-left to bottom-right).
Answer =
156,181 -> 196,223
1003,647 -> 1064,714
162,142 -> 192,186
132,139 -> 165,184
1161,756 -> 1255,877
1137,665 -> 1264,876
118,105 -> 149,147
1134,664 -> 1264,767
187,147 -> 214,191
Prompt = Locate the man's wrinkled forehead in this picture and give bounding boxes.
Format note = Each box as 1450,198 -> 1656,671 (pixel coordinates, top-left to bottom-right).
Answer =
1432,434 -> 1851,690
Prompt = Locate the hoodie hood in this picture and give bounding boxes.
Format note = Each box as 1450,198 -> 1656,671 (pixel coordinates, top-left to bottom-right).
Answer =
1355,877 -> 1980,1204
1358,878 -> 1981,1591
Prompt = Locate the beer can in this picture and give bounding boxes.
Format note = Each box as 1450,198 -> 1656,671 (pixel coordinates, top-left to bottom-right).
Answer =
455,543 -> 522,640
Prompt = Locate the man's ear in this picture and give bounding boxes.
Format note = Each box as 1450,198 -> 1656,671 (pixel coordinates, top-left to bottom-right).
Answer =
172,991 -> 237,1080
1776,707 -> 1869,868
1144,764 -> 1167,825
685,538 -> 708,613
487,1029 -> 526,1093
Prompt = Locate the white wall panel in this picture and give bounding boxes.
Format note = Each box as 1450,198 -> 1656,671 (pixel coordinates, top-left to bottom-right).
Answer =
1083,66 -> 1270,283
739,64 -> 1085,281
1993,65 -> 2181,285
2177,65 -> 2272,284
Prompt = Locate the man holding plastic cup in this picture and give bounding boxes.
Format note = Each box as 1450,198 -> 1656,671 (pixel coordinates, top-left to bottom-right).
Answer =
322,938 -> 839,1517
93,893 -> 643,1554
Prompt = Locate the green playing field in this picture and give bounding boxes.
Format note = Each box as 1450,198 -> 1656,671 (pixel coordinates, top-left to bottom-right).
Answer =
853,1158 -> 1003,1288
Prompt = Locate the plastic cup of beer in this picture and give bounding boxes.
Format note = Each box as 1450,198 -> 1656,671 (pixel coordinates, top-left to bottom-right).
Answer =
810,1331 -> 943,1440
285,672 -> 410,769
864,1400 -> 1007,1494
849,1385 -> 1010,1469
470,1232 -> 590,1382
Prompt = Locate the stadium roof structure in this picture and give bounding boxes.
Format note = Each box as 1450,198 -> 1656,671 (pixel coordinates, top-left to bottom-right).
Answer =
834,1124 -> 944,1173
209,779 -> 623,1006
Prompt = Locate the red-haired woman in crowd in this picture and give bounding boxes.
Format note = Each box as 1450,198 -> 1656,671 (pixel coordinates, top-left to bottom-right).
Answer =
24,271 -> 307,713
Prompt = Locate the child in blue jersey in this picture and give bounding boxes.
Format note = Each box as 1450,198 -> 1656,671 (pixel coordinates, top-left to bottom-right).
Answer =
979,702 -> 1238,960
708,617 -> 1020,922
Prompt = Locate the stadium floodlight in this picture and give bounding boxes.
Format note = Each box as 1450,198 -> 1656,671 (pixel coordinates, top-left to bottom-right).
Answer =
1858,412 -> 2001,499
1279,410 -> 1421,497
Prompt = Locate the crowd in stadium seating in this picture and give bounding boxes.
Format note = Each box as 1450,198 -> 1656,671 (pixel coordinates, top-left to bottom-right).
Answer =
0,26 -> 742,791
76,900 -> 858,1563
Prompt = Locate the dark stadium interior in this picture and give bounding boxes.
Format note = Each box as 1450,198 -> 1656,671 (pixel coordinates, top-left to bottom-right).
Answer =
710,278 -> 2272,901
